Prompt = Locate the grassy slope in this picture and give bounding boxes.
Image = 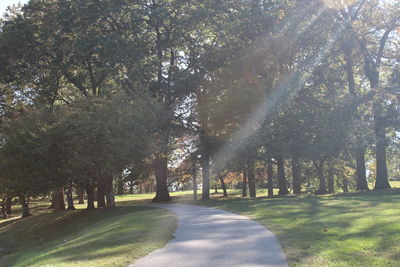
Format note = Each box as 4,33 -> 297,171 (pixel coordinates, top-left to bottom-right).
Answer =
1,181 -> 399,267
114,185 -> 400,266
115,182 -> 400,267
0,206 -> 177,267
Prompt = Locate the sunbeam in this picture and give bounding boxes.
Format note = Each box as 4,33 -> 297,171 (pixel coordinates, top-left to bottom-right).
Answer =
211,8 -> 350,174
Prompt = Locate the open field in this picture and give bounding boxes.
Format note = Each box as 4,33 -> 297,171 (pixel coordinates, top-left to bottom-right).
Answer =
5,181 -> 400,219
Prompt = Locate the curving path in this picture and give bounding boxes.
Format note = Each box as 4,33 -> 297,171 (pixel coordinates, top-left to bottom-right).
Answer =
131,204 -> 288,267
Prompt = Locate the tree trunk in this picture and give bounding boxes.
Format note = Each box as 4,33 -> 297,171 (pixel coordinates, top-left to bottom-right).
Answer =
343,45 -> 357,95
77,188 -> 85,204
315,160 -> 327,195
153,154 -> 172,202
97,183 -> 106,208
242,166 -> 247,197
66,184 -> 75,210
247,157 -> 256,198
129,182 -> 134,194
343,178 -> 349,193
328,164 -> 334,193
85,184 -> 95,210
105,176 -> 116,208
267,161 -> 274,197
362,30 -> 392,190
93,189 -> 98,201
201,151 -> 210,200
355,149 -> 369,190
192,156 -> 198,200
1,199 -> 7,219
344,47 -> 370,191
20,196 -> 31,218
52,188 -> 65,211
277,156 -> 289,195
219,176 -> 228,197
117,177 -> 124,195
374,116 -> 391,189
292,156 -> 301,194
5,196 -> 12,215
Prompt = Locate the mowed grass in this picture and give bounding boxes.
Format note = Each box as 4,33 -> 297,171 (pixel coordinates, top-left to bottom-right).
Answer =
389,180 -> 400,188
1,181 -> 399,267
199,189 -> 400,267
115,188 -> 280,206
116,181 -> 400,206
114,184 -> 400,266
0,206 -> 177,267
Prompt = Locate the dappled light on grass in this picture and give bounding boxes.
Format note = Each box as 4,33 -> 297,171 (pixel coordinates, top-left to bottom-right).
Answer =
0,207 -> 177,267
204,189 -> 400,266
114,189 -> 282,207
2,184 -> 400,266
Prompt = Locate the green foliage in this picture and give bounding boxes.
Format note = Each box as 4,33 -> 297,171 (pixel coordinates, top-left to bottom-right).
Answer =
0,108 -> 58,198
0,0 -> 399,209
56,93 -> 159,184
0,91 -> 159,200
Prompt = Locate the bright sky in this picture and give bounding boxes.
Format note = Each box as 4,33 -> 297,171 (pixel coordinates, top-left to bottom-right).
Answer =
0,0 -> 28,15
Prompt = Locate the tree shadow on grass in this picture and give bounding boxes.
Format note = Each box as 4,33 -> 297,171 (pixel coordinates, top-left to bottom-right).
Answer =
2,206 -> 176,267
202,191 -> 400,266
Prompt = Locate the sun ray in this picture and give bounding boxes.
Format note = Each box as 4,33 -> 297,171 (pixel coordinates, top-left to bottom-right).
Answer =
211,11 -> 349,174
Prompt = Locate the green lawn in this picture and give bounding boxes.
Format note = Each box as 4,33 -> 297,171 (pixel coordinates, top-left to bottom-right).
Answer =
199,189 -> 400,267
2,182 -> 400,267
0,206 -> 177,267
389,181 -> 400,188
112,186 -> 400,266
115,181 -> 400,206
115,188 -> 280,206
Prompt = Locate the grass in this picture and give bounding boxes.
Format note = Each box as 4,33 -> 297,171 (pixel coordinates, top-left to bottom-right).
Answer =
116,181 -> 400,206
1,181 -> 399,267
389,180 -> 400,188
115,182 -> 400,267
0,206 -> 177,267
114,188 -> 279,206
197,189 -> 400,267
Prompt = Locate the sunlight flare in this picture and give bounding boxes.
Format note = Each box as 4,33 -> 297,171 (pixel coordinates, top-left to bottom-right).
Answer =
320,0 -> 359,10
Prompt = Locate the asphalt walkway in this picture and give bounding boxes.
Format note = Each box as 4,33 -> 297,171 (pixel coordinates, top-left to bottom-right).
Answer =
131,204 -> 288,267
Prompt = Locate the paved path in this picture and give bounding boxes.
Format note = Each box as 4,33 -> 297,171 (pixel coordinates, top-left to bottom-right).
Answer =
131,204 -> 288,267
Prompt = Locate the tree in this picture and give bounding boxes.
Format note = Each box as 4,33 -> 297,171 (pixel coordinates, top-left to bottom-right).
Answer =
345,0 -> 400,189
0,108 -> 61,217
56,93 -> 158,209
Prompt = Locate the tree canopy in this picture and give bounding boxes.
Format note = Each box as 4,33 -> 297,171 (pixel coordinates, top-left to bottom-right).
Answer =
0,0 -> 400,217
